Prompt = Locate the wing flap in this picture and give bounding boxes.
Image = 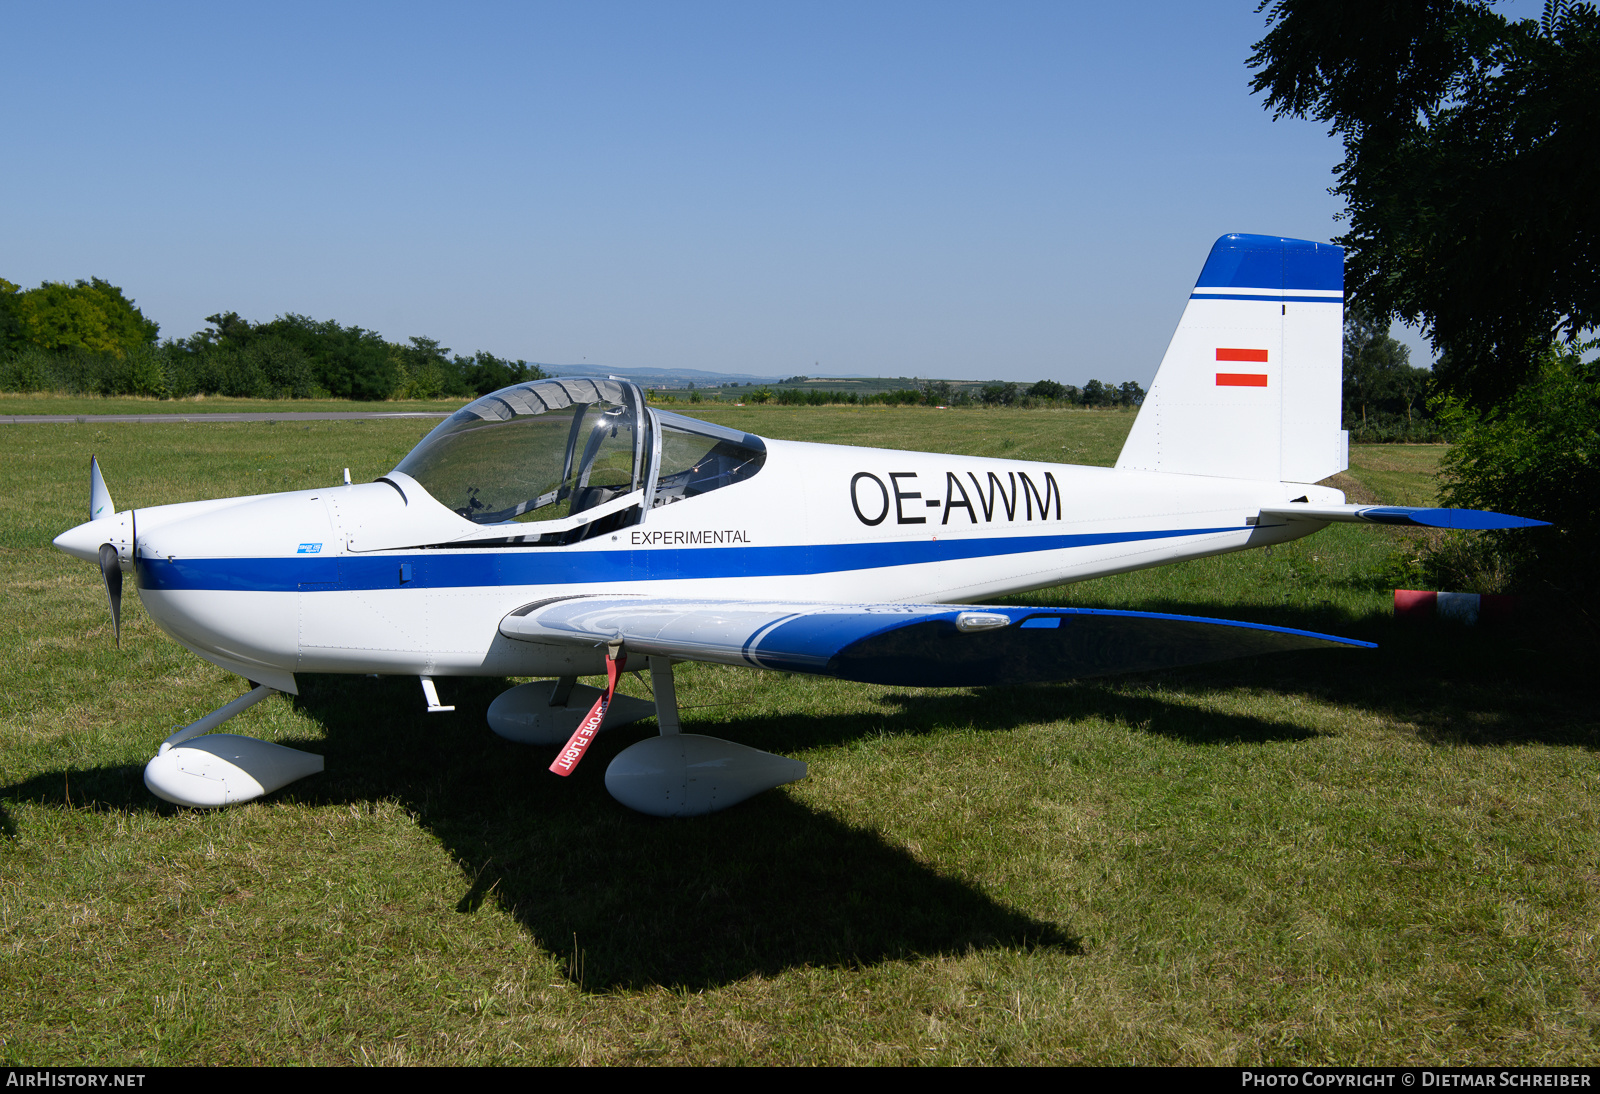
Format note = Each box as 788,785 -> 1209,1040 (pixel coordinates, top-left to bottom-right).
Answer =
500,598 -> 1373,687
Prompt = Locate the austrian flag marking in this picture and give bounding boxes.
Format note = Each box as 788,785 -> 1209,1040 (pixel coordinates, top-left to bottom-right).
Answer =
1215,347 -> 1268,387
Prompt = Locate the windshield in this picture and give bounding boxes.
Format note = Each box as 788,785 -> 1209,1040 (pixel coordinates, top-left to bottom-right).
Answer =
395,378 -> 648,524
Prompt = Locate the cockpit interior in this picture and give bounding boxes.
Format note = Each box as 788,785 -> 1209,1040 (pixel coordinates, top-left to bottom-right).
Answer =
392,377 -> 766,546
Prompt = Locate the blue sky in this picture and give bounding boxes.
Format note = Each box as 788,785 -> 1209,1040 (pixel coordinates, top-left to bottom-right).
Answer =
7,2 -> 1524,385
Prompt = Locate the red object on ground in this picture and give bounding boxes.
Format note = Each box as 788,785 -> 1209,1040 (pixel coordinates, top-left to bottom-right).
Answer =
1394,590 -> 1518,623
1394,590 -> 1438,618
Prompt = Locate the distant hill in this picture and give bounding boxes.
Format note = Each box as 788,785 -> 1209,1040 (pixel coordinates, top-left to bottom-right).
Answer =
535,364 -> 1141,401
533,363 -> 802,386
540,364 -> 955,394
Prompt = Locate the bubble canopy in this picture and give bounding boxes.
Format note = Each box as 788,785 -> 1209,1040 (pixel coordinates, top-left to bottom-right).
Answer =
393,378 -> 765,536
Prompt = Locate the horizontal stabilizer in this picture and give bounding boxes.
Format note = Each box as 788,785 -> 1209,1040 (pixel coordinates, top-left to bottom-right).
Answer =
1260,504 -> 1549,530
501,598 -> 1372,687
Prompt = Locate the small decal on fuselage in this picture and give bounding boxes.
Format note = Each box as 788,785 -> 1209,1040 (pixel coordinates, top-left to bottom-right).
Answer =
850,470 -> 1061,527
630,529 -> 751,546
297,543 -> 323,554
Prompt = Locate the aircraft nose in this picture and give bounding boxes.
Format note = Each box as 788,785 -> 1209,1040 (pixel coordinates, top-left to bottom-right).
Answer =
54,515 -> 127,563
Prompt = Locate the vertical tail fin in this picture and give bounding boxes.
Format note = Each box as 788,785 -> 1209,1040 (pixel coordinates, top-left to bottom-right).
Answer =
1116,234 -> 1347,484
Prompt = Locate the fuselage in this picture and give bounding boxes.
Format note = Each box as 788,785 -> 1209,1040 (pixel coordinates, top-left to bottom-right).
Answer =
54,431 -> 1338,693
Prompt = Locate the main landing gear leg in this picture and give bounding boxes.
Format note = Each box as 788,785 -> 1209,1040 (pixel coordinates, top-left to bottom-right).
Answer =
487,671 -> 656,744
603,657 -> 808,817
143,684 -> 325,808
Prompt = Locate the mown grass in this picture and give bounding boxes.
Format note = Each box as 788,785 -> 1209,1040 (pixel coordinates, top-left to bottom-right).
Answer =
1,411 -> 1595,1065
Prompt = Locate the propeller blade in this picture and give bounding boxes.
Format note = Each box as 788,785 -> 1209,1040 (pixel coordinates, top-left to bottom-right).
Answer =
90,456 -> 115,521
98,542 -> 123,647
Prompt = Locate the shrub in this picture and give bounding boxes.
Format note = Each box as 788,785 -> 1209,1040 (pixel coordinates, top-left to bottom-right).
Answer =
1429,346 -> 1599,601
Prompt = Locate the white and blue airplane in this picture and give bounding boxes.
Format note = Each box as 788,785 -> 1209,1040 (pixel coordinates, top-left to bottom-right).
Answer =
52,234 -> 1544,816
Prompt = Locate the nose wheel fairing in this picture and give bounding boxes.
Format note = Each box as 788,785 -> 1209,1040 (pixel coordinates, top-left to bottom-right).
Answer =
145,734 -> 325,809
140,685 -> 324,809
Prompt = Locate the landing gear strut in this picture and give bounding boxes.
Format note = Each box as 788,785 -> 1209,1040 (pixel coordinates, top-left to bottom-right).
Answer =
489,657 -> 808,817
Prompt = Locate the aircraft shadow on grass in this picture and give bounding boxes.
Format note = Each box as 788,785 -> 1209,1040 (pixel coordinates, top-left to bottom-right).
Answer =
1011,591 -> 1597,750
6,597 -> 1590,992
294,673 -> 1089,992
4,672 -> 1095,992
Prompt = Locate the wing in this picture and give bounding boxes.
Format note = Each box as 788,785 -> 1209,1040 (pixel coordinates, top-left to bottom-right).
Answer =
499,597 -> 1374,687
1259,503 -> 1548,529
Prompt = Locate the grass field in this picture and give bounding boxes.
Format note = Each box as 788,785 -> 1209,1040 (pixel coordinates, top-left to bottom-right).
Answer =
2,407 -> 1595,1065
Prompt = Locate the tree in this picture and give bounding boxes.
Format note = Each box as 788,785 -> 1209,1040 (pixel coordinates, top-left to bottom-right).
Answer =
198,311 -> 256,348
249,314 -> 396,400
980,382 -> 1019,406
394,336 -> 457,399
8,278 -> 159,357
453,351 -> 543,397
1342,300 -> 1432,427
1250,0 -> 1600,408
0,278 -> 20,353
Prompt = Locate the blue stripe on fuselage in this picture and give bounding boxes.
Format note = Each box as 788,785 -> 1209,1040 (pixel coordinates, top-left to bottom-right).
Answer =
135,526 -> 1241,593
1188,292 -> 1343,304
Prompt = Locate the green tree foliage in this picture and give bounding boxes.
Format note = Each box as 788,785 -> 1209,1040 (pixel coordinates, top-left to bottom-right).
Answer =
1250,0 -> 1600,408
0,281 -> 548,401
395,336 -> 455,399
980,382 -> 1020,407
1252,3 -> 1599,601
4,278 -> 159,357
454,350 -> 544,397
247,314 -> 396,400
1080,379 -> 1146,408
1434,345 -> 1599,597
0,278 -> 21,352
1343,301 -> 1436,439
